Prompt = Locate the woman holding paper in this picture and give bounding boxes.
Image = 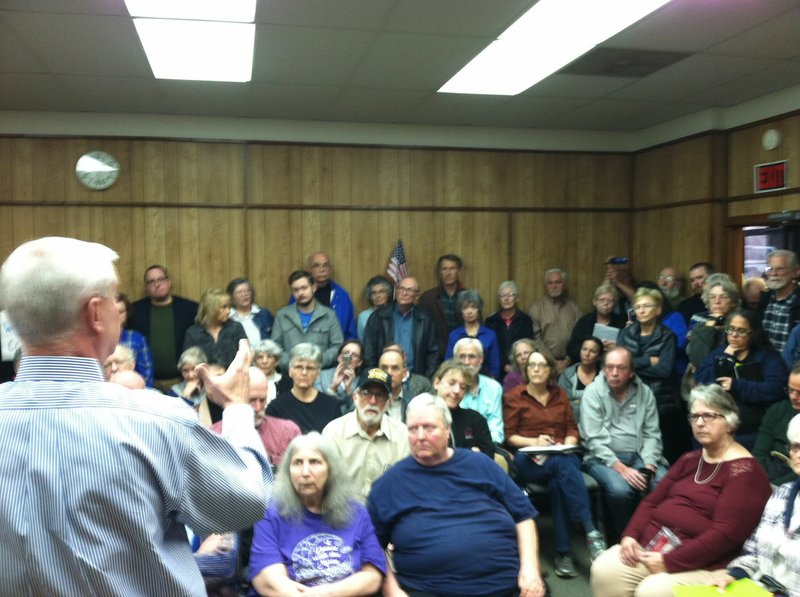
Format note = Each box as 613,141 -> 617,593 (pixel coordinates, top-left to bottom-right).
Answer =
591,384 -> 771,597
715,413 -> 800,597
503,347 -> 606,579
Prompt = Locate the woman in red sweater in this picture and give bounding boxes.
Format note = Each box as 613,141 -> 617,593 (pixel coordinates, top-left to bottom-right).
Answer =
591,383 -> 771,597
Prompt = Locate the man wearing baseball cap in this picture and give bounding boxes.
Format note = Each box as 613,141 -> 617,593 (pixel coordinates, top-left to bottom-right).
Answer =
322,368 -> 410,501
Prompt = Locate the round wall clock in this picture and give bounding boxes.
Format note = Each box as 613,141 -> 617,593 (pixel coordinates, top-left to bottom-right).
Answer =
76,150 -> 121,190
761,128 -> 781,151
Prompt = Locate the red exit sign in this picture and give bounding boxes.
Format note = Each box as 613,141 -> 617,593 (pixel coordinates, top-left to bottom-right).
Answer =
754,160 -> 787,193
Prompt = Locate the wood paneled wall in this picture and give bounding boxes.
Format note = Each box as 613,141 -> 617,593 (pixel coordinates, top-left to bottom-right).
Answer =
1,115 -> 797,319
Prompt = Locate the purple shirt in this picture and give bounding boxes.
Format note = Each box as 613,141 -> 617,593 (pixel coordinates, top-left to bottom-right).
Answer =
249,502 -> 386,588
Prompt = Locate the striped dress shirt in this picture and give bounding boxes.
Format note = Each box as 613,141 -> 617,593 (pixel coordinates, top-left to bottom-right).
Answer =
0,356 -> 272,596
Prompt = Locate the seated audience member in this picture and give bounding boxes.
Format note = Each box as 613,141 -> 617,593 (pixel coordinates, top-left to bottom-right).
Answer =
362,276 -> 439,378
109,369 -> 146,390
445,289 -> 501,379
453,337 -> 505,444
211,367 -> 300,469
503,338 -> 536,392
717,414 -> 800,597
377,345 -> 433,421
504,346 -> 606,578
357,275 -> 393,342
314,340 -> 364,414
430,360 -> 493,459
368,394 -> 547,597
783,321 -> 800,368
116,293 -> 154,387
695,309 -> 789,449
266,343 -> 341,433
617,286 -> 687,463
183,288 -> 248,369
227,277 -> 274,346
169,346 -> 208,406
485,281 -> 535,376
529,268 -> 582,375
590,384 -> 772,597
188,530 -> 240,597
686,274 -> 739,367
580,347 -> 669,542
103,343 -> 136,380
741,276 -> 767,311
272,270 -> 344,370
251,339 -> 291,403
558,336 -> 603,424
322,368 -> 409,502
752,363 -> 800,485
677,262 -> 714,325
249,433 -> 385,596
566,283 -> 625,363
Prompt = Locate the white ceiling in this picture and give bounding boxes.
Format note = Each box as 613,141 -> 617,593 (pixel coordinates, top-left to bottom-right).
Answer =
1,0 -> 800,145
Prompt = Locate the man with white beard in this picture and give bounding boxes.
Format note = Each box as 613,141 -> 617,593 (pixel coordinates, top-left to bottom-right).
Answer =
656,266 -> 684,309
758,249 -> 800,351
322,368 -> 409,501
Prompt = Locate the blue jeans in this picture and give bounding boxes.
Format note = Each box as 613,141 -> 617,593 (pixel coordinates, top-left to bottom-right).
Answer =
515,452 -> 593,555
583,452 -> 668,540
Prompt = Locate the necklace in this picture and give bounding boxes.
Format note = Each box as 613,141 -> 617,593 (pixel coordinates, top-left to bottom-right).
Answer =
694,446 -> 730,485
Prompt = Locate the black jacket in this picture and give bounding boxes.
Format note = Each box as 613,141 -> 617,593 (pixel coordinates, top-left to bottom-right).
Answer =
363,304 -> 439,377
485,309 -> 535,368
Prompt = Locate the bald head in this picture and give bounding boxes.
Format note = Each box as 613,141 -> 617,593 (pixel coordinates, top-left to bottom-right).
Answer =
307,251 -> 331,286
248,367 -> 269,427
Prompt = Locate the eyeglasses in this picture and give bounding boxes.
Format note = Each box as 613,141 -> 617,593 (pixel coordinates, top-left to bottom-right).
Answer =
359,388 -> 388,401
657,275 -> 675,282
766,266 -> 788,275
688,412 -> 725,424
397,287 -> 418,294
634,303 -> 656,310
499,293 -> 517,299
724,325 -> 750,336
787,443 -> 800,454
291,364 -> 319,373
145,276 -> 168,286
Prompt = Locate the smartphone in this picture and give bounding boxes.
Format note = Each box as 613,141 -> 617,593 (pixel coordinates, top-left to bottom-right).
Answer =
342,353 -> 352,366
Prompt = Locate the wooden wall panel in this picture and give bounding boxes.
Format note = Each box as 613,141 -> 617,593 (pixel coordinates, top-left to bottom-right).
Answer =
634,136 -> 716,206
632,205 -> 716,286
728,114 -> 799,197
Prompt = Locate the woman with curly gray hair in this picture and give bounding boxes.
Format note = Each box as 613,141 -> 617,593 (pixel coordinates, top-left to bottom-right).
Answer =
249,433 -> 386,595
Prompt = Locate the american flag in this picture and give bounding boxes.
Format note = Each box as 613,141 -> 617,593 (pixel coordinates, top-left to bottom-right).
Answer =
386,239 -> 410,285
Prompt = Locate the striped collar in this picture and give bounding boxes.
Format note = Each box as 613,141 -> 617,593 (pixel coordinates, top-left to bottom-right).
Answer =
15,355 -> 105,383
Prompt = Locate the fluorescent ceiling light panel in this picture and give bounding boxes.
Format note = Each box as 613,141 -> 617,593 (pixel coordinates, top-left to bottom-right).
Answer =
440,0 -> 672,95
125,0 -> 256,23
133,19 -> 255,82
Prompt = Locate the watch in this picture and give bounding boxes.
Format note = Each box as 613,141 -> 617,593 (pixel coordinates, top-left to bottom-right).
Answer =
76,150 -> 121,190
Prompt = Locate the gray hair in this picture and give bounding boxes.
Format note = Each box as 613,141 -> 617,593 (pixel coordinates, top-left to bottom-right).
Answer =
508,338 -> 537,369
0,237 -> 118,348
253,339 -> 283,359
768,249 -> 799,270
453,337 -> 483,358
701,274 -> 740,309
545,268 -> 567,284
114,344 -> 135,363
456,289 -> 483,314
289,342 -> 323,368
593,283 -> 619,301
788,413 -> 800,443
498,280 -> 519,296
406,393 -> 452,428
689,384 -> 740,430
177,346 -> 208,370
274,432 -> 356,528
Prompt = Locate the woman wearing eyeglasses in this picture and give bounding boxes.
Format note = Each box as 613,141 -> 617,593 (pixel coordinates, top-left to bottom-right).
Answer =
591,384 -> 771,597
695,309 -> 789,449
616,287 -> 685,463
716,413 -> 800,597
